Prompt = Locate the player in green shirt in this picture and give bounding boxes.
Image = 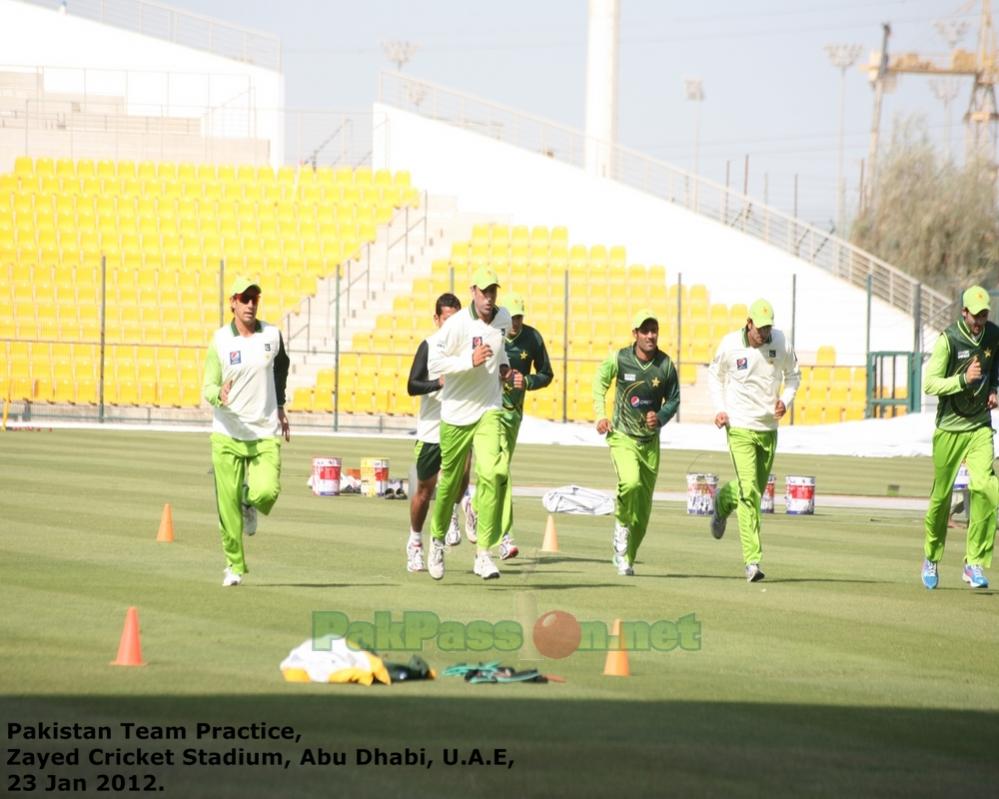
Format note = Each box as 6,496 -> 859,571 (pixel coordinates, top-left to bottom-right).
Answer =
592,309 -> 680,575
486,292 -> 554,559
921,285 -> 998,590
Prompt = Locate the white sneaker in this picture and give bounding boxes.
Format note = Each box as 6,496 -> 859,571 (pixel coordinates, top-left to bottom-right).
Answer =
242,502 -> 257,536
612,523 -> 633,575
406,541 -> 425,572
499,533 -> 519,560
222,567 -> 242,587
445,508 -> 462,546
461,491 -> 478,544
613,552 -> 635,576
745,563 -> 765,583
710,505 -> 727,539
613,523 -> 629,559
473,551 -> 501,580
428,538 -> 446,581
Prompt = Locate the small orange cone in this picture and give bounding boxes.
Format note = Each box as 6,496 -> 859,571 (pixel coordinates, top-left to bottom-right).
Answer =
603,618 -> 630,677
541,514 -> 559,553
110,607 -> 146,667
156,503 -> 174,543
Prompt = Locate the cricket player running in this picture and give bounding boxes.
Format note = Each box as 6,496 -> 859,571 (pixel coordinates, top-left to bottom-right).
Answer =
405,292 -> 471,572
707,298 -> 800,582
484,291 -> 554,560
920,285 -> 998,590
427,267 -> 523,581
202,276 -> 291,587
593,309 -> 680,576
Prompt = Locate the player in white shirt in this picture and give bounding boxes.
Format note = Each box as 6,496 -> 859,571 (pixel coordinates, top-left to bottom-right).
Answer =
202,276 -> 291,588
405,293 -> 472,572
707,298 -> 800,582
426,267 -> 523,581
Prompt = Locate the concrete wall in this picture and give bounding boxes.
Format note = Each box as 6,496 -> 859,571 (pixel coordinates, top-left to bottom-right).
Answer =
373,102 -> 920,365
0,0 -> 283,166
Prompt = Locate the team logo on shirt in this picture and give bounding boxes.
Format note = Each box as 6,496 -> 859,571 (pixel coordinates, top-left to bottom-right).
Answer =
769,349 -> 776,357
229,351 -> 241,365
958,350 -> 970,359
623,373 -> 636,381
736,357 -> 748,370
473,336 -> 483,349
630,396 -> 642,407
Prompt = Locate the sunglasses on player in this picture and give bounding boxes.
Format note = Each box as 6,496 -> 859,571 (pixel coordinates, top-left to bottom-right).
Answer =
236,291 -> 261,304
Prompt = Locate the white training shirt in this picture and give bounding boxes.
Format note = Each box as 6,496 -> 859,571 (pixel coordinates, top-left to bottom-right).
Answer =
428,305 -> 512,427
708,327 -> 801,431
206,321 -> 284,440
416,329 -> 444,444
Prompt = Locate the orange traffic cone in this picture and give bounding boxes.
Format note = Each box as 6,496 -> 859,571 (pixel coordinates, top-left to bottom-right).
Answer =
110,607 -> 146,667
156,503 -> 174,543
541,514 -> 559,553
603,618 -> 630,677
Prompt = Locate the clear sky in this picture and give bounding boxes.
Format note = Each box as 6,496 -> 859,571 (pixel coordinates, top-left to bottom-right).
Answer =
165,0 -> 984,229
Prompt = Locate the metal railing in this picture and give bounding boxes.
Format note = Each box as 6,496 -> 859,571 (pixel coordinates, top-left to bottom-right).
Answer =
17,0 -> 281,70
377,71 -> 950,330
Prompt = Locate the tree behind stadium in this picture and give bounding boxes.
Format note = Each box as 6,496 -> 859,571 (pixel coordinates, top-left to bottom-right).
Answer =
851,116 -> 999,296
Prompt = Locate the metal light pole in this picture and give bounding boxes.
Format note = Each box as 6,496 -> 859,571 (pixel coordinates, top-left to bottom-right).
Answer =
825,44 -> 863,235
684,78 -> 704,176
930,79 -> 962,160
931,18 -> 969,162
684,78 -> 704,211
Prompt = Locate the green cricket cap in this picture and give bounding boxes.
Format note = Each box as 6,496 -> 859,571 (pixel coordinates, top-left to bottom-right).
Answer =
471,266 -> 500,290
631,308 -> 658,331
749,298 -> 775,327
506,292 -> 525,317
963,285 -> 991,315
229,276 -> 261,297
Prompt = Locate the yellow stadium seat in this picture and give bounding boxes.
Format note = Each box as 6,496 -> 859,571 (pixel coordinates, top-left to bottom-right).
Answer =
816,345 -> 837,366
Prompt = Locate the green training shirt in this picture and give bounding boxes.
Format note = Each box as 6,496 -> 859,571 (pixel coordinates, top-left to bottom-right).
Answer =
592,344 -> 680,442
503,323 -> 554,415
924,318 -> 999,432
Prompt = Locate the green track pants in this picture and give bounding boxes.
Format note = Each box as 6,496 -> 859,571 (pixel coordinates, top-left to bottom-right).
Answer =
210,433 -> 282,575
924,426 -> 997,567
431,410 -> 510,549
607,431 -> 660,563
716,427 -> 777,565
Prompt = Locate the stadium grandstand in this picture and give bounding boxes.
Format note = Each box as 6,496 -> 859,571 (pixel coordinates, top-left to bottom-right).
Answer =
0,0 -> 950,430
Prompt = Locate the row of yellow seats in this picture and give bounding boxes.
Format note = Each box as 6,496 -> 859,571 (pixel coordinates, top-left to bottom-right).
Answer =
4,271 -> 303,310
289,387 -> 420,417
4,198 -> 391,233
4,204 -> 390,244
457,240 -> 627,263
6,250 -> 358,282
3,178 -> 417,211
12,158 -> 413,189
794,403 -> 869,425
430,258 -> 668,287
5,190 -> 399,221
4,262 -> 308,293
5,231 -> 370,262
469,224 -> 569,246
4,378 -> 204,407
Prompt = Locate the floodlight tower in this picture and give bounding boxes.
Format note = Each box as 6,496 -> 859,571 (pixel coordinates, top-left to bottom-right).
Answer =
933,18 -> 969,161
584,0 -> 620,178
825,44 -> 864,234
684,78 -> 704,177
381,40 -> 419,71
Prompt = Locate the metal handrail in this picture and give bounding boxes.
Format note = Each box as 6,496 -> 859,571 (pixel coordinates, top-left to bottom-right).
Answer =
377,71 -> 950,329
17,0 -> 281,70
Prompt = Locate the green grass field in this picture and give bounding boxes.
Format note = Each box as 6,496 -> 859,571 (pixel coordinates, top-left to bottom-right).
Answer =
2,429 -> 998,797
